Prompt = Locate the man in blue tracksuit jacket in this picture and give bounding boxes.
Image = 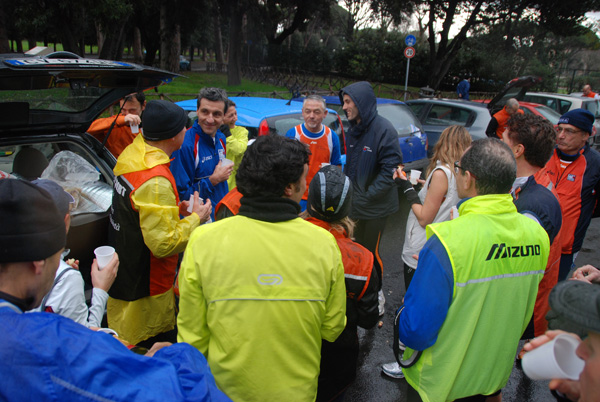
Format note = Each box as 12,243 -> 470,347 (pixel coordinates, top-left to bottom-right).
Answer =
171,88 -> 232,221
339,81 -> 403,314
0,178 -> 230,402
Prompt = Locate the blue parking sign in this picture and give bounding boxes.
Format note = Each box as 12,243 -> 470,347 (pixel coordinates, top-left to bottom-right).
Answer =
405,35 -> 416,47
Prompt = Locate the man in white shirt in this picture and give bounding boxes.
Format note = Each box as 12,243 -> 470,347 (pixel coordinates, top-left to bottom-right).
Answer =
32,179 -> 118,327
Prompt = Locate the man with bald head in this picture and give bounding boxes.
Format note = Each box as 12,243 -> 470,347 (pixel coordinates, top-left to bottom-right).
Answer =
486,98 -> 524,139
582,84 -> 600,99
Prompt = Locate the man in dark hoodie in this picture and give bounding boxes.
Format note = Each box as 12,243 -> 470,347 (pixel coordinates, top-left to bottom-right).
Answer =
339,81 -> 403,315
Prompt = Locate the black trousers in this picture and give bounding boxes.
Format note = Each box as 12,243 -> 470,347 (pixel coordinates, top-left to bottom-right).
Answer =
353,216 -> 388,290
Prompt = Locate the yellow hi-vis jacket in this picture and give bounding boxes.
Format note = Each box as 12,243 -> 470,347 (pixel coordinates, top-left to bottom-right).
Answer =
177,214 -> 347,402
404,194 -> 550,401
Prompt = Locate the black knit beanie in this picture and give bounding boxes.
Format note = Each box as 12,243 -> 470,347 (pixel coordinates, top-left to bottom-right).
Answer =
142,100 -> 188,141
0,179 -> 66,262
307,165 -> 353,222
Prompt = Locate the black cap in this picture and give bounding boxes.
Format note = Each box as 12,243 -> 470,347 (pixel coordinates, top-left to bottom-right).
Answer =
307,165 -> 352,222
142,100 -> 188,141
0,179 -> 66,262
548,280 -> 600,335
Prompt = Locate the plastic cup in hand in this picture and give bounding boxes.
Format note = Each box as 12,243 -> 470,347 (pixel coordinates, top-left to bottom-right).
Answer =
221,158 -> 234,167
94,246 -> 115,271
522,334 -> 585,381
187,194 -> 194,214
410,170 -> 421,185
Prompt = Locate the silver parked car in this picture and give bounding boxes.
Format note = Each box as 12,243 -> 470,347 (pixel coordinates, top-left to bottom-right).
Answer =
406,99 -> 490,156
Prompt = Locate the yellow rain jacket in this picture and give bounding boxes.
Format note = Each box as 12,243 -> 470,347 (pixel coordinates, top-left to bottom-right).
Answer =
226,125 -> 249,189
108,135 -> 200,345
178,212 -> 347,402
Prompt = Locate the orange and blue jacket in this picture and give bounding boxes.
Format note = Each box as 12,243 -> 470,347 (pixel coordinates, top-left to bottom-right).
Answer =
544,144 -> 600,255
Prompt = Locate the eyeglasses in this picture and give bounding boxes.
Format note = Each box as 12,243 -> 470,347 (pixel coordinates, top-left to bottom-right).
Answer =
454,161 -> 477,179
556,126 -> 583,135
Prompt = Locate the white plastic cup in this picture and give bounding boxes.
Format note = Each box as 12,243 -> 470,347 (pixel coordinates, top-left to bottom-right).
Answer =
522,334 -> 585,381
94,246 -> 115,271
130,124 -> 139,134
187,194 -> 194,213
96,328 -> 118,337
221,158 -> 234,167
410,170 -> 421,185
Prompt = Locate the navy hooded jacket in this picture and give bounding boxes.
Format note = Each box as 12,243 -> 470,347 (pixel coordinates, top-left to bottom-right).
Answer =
339,82 -> 403,219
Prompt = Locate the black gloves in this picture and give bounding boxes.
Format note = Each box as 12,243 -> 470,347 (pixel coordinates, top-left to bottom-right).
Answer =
395,178 -> 422,206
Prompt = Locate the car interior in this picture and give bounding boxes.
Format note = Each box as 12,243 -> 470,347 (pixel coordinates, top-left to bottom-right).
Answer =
1,140 -> 112,289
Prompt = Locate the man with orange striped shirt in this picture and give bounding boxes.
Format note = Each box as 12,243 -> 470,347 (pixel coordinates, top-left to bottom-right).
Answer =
286,95 -> 342,211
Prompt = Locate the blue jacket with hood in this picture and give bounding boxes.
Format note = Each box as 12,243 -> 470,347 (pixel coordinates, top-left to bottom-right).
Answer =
339,82 -> 403,219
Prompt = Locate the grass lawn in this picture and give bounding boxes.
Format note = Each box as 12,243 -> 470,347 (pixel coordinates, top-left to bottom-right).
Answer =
153,72 -> 290,102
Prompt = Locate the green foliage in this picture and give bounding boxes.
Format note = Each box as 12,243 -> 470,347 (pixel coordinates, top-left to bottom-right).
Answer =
156,72 -> 289,101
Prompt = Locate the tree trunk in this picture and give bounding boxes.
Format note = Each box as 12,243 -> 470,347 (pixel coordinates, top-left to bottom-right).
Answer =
0,6 -> 8,54
59,23 -> 81,54
95,22 -> 104,55
99,24 -> 126,60
133,27 -> 143,63
159,4 -> 181,72
214,3 -> 224,65
425,0 -> 484,90
227,6 -> 244,86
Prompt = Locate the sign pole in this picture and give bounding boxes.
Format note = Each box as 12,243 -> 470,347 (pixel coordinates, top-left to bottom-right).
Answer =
404,58 -> 410,101
402,38 -> 416,101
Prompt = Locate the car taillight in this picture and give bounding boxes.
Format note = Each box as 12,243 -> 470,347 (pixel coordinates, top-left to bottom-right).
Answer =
258,119 -> 269,136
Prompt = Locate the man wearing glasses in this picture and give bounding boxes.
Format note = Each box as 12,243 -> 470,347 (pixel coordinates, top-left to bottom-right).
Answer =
397,138 -> 550,402
544,109 -> 600,281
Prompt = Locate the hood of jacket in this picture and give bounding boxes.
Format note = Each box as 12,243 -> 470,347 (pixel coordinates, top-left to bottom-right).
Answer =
113,134 -> 171,176
339,81 -> 378,132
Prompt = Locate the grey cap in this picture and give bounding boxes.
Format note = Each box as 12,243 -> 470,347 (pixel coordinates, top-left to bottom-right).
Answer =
548,280 -> 600,336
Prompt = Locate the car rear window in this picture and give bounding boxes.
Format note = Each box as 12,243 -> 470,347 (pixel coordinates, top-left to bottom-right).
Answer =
583,100 -> 600,118
0,87 -> 112,113
377,104 -> 422,137
424,105 -> 471,127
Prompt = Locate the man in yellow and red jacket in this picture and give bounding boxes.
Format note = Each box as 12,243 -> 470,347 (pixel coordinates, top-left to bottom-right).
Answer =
107,100 -> 211,347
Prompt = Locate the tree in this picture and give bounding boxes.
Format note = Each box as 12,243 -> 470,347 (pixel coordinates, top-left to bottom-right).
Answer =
377,0 -> 600,89
0,5 -> 8,53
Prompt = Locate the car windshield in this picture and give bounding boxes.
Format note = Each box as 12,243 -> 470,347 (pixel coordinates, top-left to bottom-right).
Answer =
377,103 -> 422,137
0,87 -> 111,113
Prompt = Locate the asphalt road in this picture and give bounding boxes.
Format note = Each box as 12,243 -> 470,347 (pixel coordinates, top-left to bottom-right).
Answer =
344,197 -> 600,402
